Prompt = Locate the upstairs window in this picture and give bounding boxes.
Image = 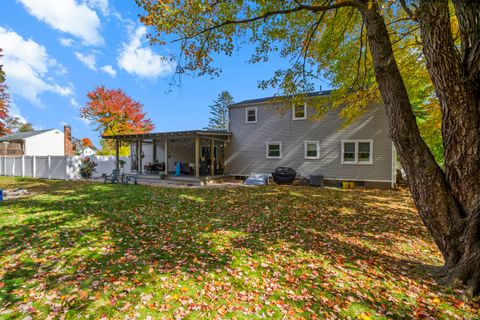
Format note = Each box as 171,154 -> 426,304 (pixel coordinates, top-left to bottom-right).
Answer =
304,141 -> 320,159
341,140 -> 373,164
245,107 -> 257,123
293,103 -> 307,120
266,142 -> 282,159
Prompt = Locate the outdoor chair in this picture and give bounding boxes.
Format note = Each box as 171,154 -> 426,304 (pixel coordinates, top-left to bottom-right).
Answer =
104,169 -> 122,184
123,174 -> 138,185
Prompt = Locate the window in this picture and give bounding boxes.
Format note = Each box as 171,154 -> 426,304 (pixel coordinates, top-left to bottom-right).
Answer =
292,103 -> 307,120
341,140 -> 373,164
358,142 -> 371,163
245,107 -> 257,123
304,141 -> 320,159
266,142 -> 282,159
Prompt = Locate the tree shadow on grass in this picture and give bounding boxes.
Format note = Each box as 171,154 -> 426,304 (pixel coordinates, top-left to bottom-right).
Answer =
0,181 -> 478,318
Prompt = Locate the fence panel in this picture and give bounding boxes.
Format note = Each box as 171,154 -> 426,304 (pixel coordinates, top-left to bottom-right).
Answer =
5,157 -> 14,176
14,156 -> 22,176
0,155 -> 133,180
24,156 -> 34,177
51,156 -> 67,179
93,156 -> 116,177
35,156 -> 49,179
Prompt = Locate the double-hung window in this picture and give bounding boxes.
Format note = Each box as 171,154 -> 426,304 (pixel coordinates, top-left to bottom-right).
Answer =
341,140 -> 373,164
245,107 -> 257,123
304,141 -> 320,159
292,103 -> 307,120
266,142 -> 282,159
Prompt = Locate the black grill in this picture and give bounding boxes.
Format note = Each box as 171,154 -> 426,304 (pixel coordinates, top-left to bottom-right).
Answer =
272,167 -> 297,184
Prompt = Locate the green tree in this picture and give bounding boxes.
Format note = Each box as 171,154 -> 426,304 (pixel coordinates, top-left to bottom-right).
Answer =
97,138 -> 130,156
18,122 -> 34,133
205,91 -> 233,130
4,116 -> 34,133
135,0 -> 480,295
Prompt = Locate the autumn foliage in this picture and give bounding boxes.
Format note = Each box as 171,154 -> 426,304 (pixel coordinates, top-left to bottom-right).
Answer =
81,138 -> 94,148
80,86 -> 154,136
0,48 -> 10,135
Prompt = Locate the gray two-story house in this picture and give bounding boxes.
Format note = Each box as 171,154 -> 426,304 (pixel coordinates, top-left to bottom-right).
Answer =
225,91 -> 396,189
107,91 -> 396,189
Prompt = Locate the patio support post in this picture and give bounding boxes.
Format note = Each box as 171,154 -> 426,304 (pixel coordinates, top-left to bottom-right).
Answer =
153,139 -> 157,162
210,138 -> 214,176
135,140 -> 139,173
195,136 -> 200,178
115,140 -> 120,170
164,139 -> 168,176
138,139 -> 143,175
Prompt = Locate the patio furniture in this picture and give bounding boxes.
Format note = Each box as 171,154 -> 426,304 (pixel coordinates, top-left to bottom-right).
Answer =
104,169 -> 122,184
123,174 -> 138,185
144,162 -> 165,173
175,162 -> 194,175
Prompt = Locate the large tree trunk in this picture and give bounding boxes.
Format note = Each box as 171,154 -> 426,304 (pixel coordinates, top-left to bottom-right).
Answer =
416,0 -> 480,296
359,0 -> 480,296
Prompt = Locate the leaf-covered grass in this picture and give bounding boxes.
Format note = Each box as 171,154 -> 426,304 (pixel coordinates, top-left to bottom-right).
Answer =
0,177 -> 478,319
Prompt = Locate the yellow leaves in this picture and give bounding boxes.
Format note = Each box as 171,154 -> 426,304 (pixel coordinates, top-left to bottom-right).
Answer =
432,297 -> 441,304
357,312 -> 372,320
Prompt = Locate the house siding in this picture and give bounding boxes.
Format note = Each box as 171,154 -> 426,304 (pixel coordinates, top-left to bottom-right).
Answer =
225,101 -> 393,184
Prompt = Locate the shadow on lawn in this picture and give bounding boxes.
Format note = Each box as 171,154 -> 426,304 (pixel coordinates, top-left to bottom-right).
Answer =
0,182 -> 474,318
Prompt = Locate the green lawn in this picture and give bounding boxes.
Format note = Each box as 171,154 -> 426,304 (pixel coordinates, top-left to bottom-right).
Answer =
0,177 -> 478,319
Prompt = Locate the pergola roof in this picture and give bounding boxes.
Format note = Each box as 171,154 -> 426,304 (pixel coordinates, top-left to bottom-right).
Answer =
103,130 -> 232,140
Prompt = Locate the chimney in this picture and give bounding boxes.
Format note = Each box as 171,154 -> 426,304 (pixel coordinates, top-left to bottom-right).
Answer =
64,125 -> 75,156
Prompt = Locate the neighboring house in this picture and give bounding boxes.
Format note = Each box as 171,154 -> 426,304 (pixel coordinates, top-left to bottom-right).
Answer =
105,91 -> 396,189
0,125 -> 75,156
81,147 -> 97,157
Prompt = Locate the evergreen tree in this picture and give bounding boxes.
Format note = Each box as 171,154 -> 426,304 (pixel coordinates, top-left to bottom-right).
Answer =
206,91 -> 233,130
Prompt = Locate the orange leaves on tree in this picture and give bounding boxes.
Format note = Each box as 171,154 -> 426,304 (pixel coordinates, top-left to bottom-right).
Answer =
80,86 -> 154,136
81,138 -> 94,148
0,48 -> 11,135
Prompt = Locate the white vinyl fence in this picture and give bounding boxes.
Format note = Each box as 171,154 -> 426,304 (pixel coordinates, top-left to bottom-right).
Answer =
0,155 -> 132,180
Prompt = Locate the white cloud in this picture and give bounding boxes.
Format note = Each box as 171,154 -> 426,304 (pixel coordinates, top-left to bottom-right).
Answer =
74,52 -> 96,70
0,27 -> 73,106
59,37 -> 74,47
100,64 -> 116,77
117,26 -> 176,79
87,0 -> 109,15
8,101 -> 27,124
70,97 -> 81,109
17,0 -> 103,46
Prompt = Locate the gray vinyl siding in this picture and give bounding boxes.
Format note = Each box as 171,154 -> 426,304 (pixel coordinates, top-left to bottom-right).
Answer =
225,102 -> 393,182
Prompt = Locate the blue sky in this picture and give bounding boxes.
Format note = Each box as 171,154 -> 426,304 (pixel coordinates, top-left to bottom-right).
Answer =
0,0 -> 329,145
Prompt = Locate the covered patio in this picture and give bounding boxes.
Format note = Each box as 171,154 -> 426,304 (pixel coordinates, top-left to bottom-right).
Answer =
104,130 -> 232,180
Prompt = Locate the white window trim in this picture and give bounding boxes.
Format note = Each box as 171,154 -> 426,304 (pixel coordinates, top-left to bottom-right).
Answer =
266,142 -> 282,159
245,107 -> 257,123
292,103 -> 307,120
341,140 -> 373,165
304,141 -> 320,159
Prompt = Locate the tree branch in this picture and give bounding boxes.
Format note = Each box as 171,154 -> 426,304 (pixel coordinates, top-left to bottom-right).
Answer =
400,0 -> 417,20
172,1 -> 358,43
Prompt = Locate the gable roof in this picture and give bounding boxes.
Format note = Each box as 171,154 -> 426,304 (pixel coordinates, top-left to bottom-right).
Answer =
0,129 -> 55,142
228,90 -> 333,108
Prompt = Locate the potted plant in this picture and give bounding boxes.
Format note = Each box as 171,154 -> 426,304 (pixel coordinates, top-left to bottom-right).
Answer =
159,170 -> 166,179
118,159 -> 126,173
80,157 -> 98,179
